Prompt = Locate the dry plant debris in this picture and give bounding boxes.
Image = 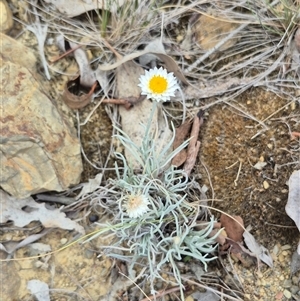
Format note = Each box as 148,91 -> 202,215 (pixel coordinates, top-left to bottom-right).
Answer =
44,0 -> 125,17
220,214 -> 244,242
172,110 -> 204,173
27,279 -> 50,301
285,170 -> 300,244
286,169 -> 300,274
2,0 -> 300,299
63,76 -> 98,109
97,47 -> 189,85
0,190 -> 85,235
172,120 -> 192,167
218,214 -> 273,269
183,110 -> 204,176
243,227 -> 274,268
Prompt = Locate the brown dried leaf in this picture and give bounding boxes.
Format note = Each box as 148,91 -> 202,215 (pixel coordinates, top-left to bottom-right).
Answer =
183,110 -> 204,176
225,238 -> 257,268
211,228 -> 227,245
220,214 -> 244,242
171,121 -> 192,167
63,76 -> 97,109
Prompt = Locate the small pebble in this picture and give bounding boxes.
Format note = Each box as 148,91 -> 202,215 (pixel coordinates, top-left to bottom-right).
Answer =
260,279 -> 266,286
290,285 -> 299,294
292,276 -> 299,285
60,238 -> 68,245
257,271 -> 264,278
34,261 -> 44,268
283,289 -> 292,299
279,275 -> 285,281
5,234 -> 13,240
89,214 -> 99,223
275,291 -> 283,300
273,245 -> 280,256
263,180 -> 270,189
282,250 -> 288,256
176,35 -> 184,42
278,254 -> 285,262
282,245 -> 292,250
84,249 -> 94,259
283,279 -> 292,288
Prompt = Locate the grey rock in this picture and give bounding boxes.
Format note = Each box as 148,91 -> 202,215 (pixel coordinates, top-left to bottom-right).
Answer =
0,0 -> 13,33
0,34 -> 82,198
0,260 -> 21,300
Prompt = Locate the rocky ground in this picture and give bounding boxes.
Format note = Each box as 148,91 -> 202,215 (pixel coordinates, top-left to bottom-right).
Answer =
1,1 -> 300,301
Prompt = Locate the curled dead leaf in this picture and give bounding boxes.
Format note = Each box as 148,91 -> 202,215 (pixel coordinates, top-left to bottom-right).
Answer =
98,50 -> 189,85
172,111 -> 204,170
171,120 -> 192,167
183,110 -> 204,176
211,228 -> 227,245
63,76 -> 98,109
220,214 -> 244,242
243,228 -> 273,268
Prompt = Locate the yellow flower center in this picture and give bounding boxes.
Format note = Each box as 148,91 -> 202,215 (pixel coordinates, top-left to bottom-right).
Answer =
149,76 -> 168,94
127,195 -> 143,210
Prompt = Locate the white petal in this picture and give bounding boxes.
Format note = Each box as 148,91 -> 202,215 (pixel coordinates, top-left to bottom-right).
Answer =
138,67 -> 179,102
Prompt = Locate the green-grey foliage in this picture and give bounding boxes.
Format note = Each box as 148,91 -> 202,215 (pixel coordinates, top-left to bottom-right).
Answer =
86,104 -> 220,298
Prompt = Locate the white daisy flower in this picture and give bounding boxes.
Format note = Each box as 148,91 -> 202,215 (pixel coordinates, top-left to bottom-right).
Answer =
138,66 -> 179,102
124,193 -> 150,218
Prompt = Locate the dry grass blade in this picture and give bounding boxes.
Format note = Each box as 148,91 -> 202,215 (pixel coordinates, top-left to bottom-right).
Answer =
182,276 -> 244,301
